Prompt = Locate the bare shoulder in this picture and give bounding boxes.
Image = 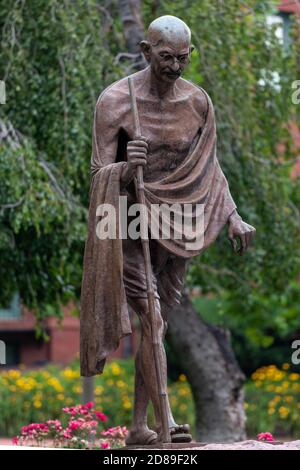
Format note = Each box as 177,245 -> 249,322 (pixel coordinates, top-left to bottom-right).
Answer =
94,76 -> 129,119
179,78 -> 211,116
95,72 -> 143,123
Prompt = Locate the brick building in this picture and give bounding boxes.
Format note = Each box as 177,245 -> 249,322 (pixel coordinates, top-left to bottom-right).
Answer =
0,299 -> 137,367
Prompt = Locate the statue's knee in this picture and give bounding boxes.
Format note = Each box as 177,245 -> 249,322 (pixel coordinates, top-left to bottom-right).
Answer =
134,298 -> 164,340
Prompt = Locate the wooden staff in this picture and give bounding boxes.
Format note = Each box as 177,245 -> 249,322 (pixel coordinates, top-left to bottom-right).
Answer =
128,77 -> 171,444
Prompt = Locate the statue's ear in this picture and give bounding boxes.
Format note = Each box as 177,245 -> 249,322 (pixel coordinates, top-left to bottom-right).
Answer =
140,40 -> 151,61
190,44 -> 195,54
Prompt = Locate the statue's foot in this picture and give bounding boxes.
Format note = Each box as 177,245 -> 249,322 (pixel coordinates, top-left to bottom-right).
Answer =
125,427 -> 158,446
170,424 -> 192,443
157,424 -> 192,443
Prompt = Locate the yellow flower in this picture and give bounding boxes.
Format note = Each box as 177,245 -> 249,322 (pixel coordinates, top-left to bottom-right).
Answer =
282,363 -> 290,370
274,372 -> 285,381
111,363 -> 121,376
95,386 -> 104,395
57,394 -> 65,401
282,381 -> 289,390
8,370 -> 21,379
33,400 -> 42,409
123,400 -> 132,409
116,380 -> 126,389
179,374 -> 187,382
279,406 -> 289,419
292,383 -> 300,392
47,377 -> 64,392
268,407 -> 275,415
289,373 -> 300,381
61,368 -> 80,379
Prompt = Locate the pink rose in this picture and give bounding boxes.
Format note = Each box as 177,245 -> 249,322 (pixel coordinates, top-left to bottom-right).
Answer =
95,412 -> 107,422
257,432 -> 274,442
101,441 -> 110,449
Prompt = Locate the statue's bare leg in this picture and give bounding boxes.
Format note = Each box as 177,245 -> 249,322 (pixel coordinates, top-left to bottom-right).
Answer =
125,347 -> 158,445
125,296 -> 192,444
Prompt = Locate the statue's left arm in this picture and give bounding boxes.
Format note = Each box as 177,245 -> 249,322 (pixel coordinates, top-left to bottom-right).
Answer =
198,88 -> 256,256
227,209 -> 256,256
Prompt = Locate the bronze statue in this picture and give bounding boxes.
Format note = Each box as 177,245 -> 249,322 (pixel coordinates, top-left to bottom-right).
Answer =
80,15 -> 256,445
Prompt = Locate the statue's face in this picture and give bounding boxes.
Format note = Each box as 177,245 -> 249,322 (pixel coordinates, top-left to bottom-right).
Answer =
148,38 -> 191,83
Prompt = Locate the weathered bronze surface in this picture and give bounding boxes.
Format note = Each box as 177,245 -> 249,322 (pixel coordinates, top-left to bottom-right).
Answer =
80,15 -> 256,445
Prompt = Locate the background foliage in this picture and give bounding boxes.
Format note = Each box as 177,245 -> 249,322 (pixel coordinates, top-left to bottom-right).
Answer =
0,1 -> 299,368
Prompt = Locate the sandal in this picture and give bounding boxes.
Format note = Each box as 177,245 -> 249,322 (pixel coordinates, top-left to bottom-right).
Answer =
125,428 -> 158,446
170,424 -> 192,443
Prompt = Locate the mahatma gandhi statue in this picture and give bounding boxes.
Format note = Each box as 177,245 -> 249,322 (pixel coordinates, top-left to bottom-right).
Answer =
80,15 -> 256,445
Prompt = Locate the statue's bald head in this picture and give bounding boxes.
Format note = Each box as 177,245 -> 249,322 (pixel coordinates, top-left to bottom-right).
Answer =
140,16 -> 193,83
147,15 -> 191,48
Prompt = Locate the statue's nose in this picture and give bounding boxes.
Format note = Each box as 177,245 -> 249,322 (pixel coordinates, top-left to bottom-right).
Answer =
170,61 -> 180,73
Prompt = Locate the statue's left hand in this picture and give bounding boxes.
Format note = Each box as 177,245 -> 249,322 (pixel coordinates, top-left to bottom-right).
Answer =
228,211 -> 256,256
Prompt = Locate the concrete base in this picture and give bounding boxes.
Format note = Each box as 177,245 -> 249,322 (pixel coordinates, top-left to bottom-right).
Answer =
124,442 -> 206,450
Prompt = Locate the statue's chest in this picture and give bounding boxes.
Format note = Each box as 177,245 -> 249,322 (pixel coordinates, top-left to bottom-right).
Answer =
123,98 -> 202,181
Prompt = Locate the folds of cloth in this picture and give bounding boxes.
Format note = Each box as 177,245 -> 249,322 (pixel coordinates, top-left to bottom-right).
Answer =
123,236 -> 189,306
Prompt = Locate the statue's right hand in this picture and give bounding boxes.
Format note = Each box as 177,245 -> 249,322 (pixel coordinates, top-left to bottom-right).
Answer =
126,138 -> 148,171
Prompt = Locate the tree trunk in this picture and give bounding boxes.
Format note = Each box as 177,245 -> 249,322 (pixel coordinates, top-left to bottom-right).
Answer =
118,0 -> 247,442
163,293 -> 246,443
118,0 -> 144,53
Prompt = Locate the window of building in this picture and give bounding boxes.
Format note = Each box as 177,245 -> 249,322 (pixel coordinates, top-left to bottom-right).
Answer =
0,293 -> 21,321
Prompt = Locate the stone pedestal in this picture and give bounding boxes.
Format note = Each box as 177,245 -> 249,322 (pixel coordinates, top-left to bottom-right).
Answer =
124,442 -> 206,450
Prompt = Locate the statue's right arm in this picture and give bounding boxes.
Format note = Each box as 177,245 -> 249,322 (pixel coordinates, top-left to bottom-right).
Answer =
91,90 -> 121,177
91,89 -> 147,188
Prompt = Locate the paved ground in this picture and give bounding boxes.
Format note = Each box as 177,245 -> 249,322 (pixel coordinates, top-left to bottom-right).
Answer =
126,439 -> 300,451
1,437 -> 300,450
191,440 -> 300,450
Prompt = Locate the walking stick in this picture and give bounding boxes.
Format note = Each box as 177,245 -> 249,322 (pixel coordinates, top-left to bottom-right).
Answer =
128,77 -> 171,444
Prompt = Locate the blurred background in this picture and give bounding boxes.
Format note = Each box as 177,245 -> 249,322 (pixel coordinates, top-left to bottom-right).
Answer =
0,0 -> 299,443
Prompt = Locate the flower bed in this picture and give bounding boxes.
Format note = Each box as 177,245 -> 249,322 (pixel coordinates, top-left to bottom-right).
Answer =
2,360 -> 299,441
0,359 -> 194,438
245,364 -> 300,437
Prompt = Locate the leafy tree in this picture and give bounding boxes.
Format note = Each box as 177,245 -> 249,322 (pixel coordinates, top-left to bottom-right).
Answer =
0,0 -> 123,319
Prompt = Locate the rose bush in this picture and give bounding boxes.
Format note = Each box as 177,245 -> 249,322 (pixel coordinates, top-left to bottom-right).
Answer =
13,402 -> 127,449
